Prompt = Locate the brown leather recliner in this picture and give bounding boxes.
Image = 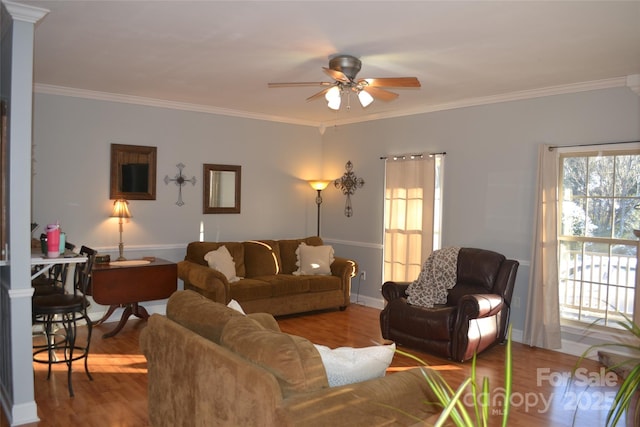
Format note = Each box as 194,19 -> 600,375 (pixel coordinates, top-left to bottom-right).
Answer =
380,247 -> 519,362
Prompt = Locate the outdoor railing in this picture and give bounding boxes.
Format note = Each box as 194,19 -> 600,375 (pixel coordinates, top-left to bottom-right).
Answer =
559,249 -> 637,324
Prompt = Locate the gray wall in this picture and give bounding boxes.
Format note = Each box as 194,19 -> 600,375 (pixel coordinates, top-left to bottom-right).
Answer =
32,93 -> 326,249
31,93 -> 329,324
30,86 -> 640,340
320,87 -> 640,338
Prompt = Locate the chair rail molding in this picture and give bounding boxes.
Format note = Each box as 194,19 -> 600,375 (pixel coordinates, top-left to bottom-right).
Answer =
323,238 -> 383,250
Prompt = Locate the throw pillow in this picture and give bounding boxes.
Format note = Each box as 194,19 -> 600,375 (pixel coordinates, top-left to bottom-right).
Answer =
226,299 -> 246,315
313,343 -> 396,387
204,245 -> 240,283
293,243 -> 334,276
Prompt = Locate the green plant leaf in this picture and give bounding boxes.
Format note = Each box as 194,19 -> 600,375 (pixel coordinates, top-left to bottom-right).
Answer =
481,376 -> 489,427
607,363 -> 640,426
433,378 -> 473,427
502,325 -> 512,427
471,352 -> 481,424
389,324 -> 514,426
572,311 -> 640,427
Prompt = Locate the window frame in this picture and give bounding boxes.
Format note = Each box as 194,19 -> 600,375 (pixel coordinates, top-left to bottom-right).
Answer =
557,145 -> 640,330
382,154 -> 444,283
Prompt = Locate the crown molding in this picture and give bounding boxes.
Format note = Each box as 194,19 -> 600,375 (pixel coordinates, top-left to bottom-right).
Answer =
35,76 -> 630,128
330,76 -> 629,126
627,74 -> 640,96
33,84 -> 319,127
2,1 -> 48,24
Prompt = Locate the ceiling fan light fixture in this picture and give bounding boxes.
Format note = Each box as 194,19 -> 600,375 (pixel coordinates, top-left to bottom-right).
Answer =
358,90 -> 374,108
268,54 -> 420,112
327,97 -> 341,110
325,86 -> 342,110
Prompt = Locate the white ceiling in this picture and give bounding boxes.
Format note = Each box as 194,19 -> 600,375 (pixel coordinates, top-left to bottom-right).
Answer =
12,0 -> 640,127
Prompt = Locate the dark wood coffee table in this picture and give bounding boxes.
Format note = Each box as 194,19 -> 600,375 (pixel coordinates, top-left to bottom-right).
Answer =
90,258 -> 177,338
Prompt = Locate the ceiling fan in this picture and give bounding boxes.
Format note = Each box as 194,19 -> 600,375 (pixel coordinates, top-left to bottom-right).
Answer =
268,55 -> 420,110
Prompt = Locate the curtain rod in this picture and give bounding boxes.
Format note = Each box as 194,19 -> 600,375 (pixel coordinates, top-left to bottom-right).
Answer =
380,152 -> 446,160
548,140 -> 640,150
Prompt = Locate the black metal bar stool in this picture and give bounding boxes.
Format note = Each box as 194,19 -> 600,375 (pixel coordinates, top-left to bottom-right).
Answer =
32,246 -> 96,397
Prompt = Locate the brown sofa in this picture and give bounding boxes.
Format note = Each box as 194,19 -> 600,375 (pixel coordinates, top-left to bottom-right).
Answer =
140,290 -> 439,426
178,236 -> 357,316
380,247 -> 519,362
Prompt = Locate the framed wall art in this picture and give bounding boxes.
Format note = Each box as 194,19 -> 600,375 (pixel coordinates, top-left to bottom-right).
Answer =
110,143 -> 157,200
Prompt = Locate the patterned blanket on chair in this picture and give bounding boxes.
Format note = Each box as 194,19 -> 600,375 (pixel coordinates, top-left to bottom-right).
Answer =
406,247 -> 461,308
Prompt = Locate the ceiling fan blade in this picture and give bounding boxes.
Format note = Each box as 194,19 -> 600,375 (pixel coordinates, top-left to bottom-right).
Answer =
322,67 -> 350,83
306,87 -> 332,102
363,86 -> 399,102
268,82 -> 332,88
362,77 -> 421,88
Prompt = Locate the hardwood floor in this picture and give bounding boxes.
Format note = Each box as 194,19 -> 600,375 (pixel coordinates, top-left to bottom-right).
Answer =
3,303 -> 625,426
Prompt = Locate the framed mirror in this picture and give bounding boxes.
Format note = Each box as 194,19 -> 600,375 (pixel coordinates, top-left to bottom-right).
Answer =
110,143 -> 157,200
203,164 -> 241,214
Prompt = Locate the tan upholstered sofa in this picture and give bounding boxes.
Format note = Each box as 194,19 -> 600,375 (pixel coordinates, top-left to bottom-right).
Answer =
177,236 -> 357,316
140,290 -> 439,426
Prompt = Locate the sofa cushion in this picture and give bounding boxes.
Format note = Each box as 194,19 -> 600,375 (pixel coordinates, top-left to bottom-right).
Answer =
255,274 -> 310,297
228,275 -> 342,302
220,316 -> 329,397
277,236 -> 323,274
243,240 -> 281,277
307,275 -> 342,292
167,290 -> 280,343
167,290 -> 244,344
293,243 -> 335,276
229,278 -> 275,302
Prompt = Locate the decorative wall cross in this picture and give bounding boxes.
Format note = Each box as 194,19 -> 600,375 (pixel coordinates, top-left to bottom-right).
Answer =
334,160 -> 365,217
164,163 -> 196,206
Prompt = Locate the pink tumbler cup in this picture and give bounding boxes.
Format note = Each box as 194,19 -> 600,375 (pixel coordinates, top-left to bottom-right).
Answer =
46,224 -> 60,258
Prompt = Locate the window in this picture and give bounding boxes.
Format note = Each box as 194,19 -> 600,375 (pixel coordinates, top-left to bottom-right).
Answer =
558,149 -> 640,328
383,154 -> 444,282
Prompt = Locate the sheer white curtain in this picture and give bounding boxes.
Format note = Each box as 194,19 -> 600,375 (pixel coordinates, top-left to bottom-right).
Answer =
383,155 -> 436,282
523,144 -> 562,349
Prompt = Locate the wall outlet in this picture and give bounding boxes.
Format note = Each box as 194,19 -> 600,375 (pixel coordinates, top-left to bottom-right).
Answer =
513,296 -> 521,308
360,270 -> 366,281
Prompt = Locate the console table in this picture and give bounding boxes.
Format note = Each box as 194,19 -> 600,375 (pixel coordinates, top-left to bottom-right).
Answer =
91,258 -> 177,338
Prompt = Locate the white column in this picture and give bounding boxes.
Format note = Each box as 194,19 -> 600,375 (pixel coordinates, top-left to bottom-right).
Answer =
1,2 -> 49,425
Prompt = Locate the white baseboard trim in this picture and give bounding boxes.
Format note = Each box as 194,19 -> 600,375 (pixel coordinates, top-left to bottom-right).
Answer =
86,296 -> 615,364
555,337 -> 632,361
511,328 -> 524,343
346,297 -> 620,361
558,339 -> 596,359
89,294 -> 597,360
349,294 -> 526,344
84,297 -> 605,363
2,400 -> 39,426
350,293 -> 385,310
